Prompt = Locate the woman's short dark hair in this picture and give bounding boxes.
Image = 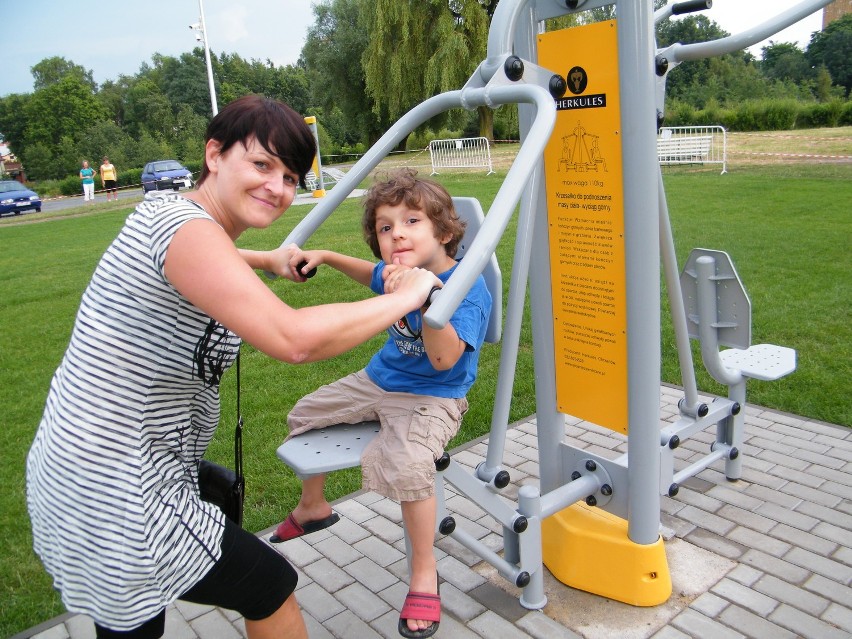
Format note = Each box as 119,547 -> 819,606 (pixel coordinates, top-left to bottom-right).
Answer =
197,95 -> 316,188
361,168 -> 466,259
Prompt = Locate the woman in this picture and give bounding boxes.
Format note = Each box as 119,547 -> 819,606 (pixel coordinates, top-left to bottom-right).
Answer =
26,95 -> 440,639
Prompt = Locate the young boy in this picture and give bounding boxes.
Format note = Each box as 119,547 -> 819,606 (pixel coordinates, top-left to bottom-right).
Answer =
273,168 -> 492,638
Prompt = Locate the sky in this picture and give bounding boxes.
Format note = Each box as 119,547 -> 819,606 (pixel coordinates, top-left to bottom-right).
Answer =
0,0 -> 827,98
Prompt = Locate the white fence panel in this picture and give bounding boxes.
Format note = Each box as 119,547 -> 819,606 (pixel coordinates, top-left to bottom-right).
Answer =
658,125 -> 727,174
429,137 -> 495,175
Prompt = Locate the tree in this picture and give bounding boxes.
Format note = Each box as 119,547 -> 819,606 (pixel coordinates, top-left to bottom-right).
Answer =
0,93 -> 31,155
761,42 -> 811,85
303,0 -> 385,145
31,56 -> 97,92
360,0 -> 493,141
807,14 -> 852,97
23,74 -> 107,149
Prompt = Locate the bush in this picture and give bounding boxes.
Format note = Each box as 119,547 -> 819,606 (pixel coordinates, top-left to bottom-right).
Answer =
796,100 -> 845,128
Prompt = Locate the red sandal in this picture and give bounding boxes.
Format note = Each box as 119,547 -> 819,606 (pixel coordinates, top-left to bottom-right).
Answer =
269,512 -> 339,543
398,586 -> 441,638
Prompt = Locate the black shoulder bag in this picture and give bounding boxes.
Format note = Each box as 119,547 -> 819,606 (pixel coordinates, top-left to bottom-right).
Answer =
198,351 -> 245,527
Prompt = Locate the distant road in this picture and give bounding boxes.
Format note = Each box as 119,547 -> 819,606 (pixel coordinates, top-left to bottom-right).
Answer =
41,187 -> 145,213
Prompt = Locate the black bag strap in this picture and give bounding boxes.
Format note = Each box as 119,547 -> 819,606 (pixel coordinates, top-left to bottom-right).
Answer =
234,350 -> 243,483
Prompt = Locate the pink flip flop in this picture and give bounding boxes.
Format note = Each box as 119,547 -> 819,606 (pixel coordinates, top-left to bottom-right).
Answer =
398,587 -> 441,638
269,512 -> 339,543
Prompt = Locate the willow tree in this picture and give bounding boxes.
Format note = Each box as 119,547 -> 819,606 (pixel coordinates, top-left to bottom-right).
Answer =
360,0 -> 494,141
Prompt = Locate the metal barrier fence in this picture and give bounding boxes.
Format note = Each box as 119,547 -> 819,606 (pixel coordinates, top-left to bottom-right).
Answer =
657,125 -> 727,174
429,136 -> 495,175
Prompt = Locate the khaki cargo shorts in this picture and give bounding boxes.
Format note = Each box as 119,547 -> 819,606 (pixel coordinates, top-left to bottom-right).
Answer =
286,369 -> 468,501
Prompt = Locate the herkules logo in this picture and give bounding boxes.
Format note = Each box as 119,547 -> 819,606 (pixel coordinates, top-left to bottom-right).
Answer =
567,66 -> 588,95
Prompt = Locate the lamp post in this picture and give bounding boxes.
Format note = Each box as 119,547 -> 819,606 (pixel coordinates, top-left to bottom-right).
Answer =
189,0 -> 218,116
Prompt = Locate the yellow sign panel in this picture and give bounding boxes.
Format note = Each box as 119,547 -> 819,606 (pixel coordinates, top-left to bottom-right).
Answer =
539,21 -> 628,434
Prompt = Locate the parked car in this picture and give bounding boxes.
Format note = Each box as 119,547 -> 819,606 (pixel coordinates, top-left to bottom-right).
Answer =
141,160 -> 194,193
0,180 -> 42,216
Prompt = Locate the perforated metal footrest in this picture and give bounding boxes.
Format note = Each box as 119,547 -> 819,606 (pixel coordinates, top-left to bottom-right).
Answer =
276,421 -> 380,479
719,344 -> 796,381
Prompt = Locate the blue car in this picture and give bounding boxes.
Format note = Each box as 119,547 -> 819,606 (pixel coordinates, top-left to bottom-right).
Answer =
141,160 -> 194,193
0,180 -> 42,216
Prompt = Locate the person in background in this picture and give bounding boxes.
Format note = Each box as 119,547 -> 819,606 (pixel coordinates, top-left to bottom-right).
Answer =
79,160 -> 95,202
273,168 -> 492,639
26,96 -> 441,639
100,156 -> 118,201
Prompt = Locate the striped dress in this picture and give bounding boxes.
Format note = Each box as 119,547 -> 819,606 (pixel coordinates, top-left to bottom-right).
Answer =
26,194 -> 241,630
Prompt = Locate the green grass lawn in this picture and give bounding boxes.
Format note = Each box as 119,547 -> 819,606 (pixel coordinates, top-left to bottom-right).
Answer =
1,162 -> 849,636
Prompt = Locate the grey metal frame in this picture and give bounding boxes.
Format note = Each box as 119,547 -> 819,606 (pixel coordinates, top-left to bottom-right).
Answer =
274,0 -> 827,609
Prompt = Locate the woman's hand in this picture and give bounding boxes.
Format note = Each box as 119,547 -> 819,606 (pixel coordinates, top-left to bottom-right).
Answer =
381,259 -> 411,294
265,244 -> 322,282
392,266 -> 441,307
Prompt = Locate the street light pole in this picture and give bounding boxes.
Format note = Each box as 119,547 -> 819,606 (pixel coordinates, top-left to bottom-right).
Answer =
191,0 -> 218,117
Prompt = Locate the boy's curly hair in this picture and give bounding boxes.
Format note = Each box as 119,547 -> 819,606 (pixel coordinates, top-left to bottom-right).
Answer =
362,168 -> 466,259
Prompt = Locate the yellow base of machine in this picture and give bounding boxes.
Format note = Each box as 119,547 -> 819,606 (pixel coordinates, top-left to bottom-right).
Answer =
542,502 -> 671,606
312,189 -> 326,198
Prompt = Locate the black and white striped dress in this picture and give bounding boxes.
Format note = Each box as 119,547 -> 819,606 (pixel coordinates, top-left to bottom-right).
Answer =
26,194 -> 241,630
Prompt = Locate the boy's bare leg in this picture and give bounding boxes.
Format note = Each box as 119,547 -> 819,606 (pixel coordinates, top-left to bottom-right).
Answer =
291,474 -> 332,523
401,496 -> 439,633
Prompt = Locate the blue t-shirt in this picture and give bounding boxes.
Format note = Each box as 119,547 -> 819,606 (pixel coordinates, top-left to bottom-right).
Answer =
365,261 -> 491,398
80,167 -> 95,184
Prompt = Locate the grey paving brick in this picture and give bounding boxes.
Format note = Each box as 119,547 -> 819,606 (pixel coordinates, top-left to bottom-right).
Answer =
436,555 -> 487,592
303,556 -> 356,593
649,627 -> 691,639
436,580 -> 486,622
675,505 -> 737,536
739,549 -> 811,584
164,610 -> 203,638
711,578 -> 778,617
718,505 -> 777,534
174,600 -> 216,622
780,480 -> 844,508
271,535 -> 323,567
336,498 -> 381,524
769,521 -> 839,555
727,526 -> 792,557
796,499 -> 852,530
468,610 -> 534,639
822,602 -> 852,633
706,485 -> 765,511
683,528 -> 747,560
329,514 -> 372,544
758,448 -> 811,471
369,497 -> 404,523
670,608 -> 745,638
804,573 -> 852,608
832,545 -> 852,566
301,611 -> 334,639
31,625 -> 70,639
353,534 -> 406,568
813,521 -> 852,546
726,563 -> 763,588
754,501 -> 819,531
717,603 -> 798,639
335,581 -> 393,622
65,616 -> 96,639
467,581 -> 528,623
769,602 -> 852,639
805,464 -> 852,486
323,609 -> 383,639
188,610 -> 241,639
785,546 -> 852,584
296,582 -> 347,623
516,610 -> 584,639
314,534 -> 365,567
753,573 -> 830,616
691,591 -> 730,618
343,556 -> 398,592
674,487 -> 725,513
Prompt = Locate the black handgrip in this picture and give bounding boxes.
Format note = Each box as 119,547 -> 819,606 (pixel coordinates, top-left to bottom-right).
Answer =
296,260 -> 317,279
672,0 -> 712,15
424,285 -> 441,307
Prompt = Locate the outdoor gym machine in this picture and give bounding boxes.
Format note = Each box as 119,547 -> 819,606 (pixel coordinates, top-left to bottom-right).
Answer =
274,0 -> 828,611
